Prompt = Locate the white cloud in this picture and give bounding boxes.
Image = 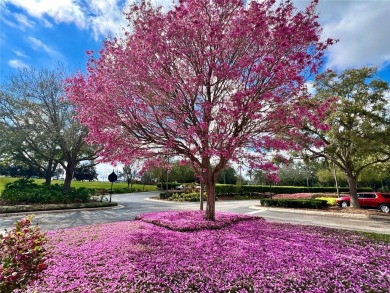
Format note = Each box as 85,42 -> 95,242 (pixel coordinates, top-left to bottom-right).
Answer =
96,162 -> 123,181
321,1 -> 390,70
13,49 -> 28,58
4,0 -> 390,72
87,0 -> 175,40
87,0 -> 129,40
41,18 -> 53,28
14,13 -> 34,28
27,36 -> 59,57
277,1 -> 390,71
8,59 -> 29,69
5,0 -> 175,41
4,0 -> 87,28
305,81 -> 316,96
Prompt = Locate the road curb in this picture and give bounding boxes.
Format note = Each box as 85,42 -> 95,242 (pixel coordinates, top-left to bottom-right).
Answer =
248,205 -> 390,220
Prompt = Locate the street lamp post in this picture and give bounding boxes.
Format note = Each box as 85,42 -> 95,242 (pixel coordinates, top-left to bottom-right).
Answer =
108,170 -> 118,202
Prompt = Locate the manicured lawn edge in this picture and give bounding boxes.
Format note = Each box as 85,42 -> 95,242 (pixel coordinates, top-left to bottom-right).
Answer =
0,202 -> 118,214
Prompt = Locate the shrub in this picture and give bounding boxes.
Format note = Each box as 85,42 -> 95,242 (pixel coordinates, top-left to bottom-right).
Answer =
0,215 -> 48,293
160,192 -> 174,199
316,197 -> 337,206
260,198 -> 328,209
0,179 -> 92,204
168,192 -> 206,202
273,193 -> 314,199
156,182 -> 181,190
215,185 -> 370,196
111,187 -> 136,194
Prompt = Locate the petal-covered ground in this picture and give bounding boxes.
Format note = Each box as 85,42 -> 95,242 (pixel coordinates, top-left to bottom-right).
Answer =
23,211 -> 389,292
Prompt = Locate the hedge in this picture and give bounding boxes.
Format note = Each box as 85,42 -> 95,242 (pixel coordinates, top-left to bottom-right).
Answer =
260,198 -> 328,209
0,179 -> 92,204
215,185 -> 371,196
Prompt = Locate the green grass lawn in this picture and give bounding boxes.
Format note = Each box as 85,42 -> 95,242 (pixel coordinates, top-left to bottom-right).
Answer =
0,177 -> 157,193
0,177 -> 16,193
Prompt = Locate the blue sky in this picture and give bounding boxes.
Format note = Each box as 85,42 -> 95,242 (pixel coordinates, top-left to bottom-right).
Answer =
1,0 -> 390,82
1,0 -> 390,178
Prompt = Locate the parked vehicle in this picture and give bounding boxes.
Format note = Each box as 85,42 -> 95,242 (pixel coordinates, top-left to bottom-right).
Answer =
336,192 -> 390,213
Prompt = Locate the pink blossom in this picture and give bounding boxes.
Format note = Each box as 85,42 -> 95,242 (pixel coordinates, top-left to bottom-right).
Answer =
23,211 -> 389,292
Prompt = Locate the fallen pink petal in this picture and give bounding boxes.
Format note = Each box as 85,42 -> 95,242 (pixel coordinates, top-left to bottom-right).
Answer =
18,211 -> 389,292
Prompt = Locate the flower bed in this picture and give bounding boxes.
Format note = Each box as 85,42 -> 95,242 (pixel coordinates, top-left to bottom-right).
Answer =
272,193 -> 314,199
135,211 -> 259,231
273,193 -> 341,200
22,211 -> 389,292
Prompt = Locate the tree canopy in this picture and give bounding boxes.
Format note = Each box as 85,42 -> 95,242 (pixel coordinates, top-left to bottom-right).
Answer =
303,67 -> 390,207
0,67 -> 98,191
67,0 -> 332,219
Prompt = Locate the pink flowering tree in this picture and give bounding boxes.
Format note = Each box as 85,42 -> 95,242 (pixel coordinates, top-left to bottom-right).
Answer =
67,0 -> 333,220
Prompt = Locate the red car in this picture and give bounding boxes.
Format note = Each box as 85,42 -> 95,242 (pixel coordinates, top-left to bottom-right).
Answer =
336,192 -> 390,213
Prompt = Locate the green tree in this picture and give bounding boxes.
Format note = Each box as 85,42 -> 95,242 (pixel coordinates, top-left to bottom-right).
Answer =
277,161 -> 319,187
119,163 -> 140,188
169,163 -> 196,184
73,163 -> 98,181
218,167 -> 237,185
140,170 -> 154,191
0,68 -> 98,191
316,166 -> 347,187
304,67 -> 390,208
358,162 -> 390,190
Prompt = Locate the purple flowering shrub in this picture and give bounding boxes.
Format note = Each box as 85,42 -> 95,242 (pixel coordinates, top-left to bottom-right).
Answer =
273,193 -> 314,199
136,211 -> 259,231
24,211 -> 389,292
0,215 -> 47,293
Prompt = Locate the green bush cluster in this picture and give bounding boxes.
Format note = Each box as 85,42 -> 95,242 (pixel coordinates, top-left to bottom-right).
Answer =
260,198 -> 328,209
109,187 -> 136,194
215,185 -> 370,196
156,182 -> 181,190
0,215 -> 48,293
168,192 -> 206,202
160,192 -> 175,199
0,179 -> 92,204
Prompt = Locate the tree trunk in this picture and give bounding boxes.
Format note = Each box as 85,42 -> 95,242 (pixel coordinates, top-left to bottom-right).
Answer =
205,172 -> 216,221
44,172 -> 52,186
332,163 -> 340,197
63,162 -> 75,193
346,172 -> 360,208
200,182 -> 204,211
43,159 -> 58,186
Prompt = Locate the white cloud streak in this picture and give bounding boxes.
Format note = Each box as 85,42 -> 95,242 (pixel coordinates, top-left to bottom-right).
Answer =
27,36 -> 59,57
8,59 -> 29,69
14,13 -> 34,28
13,50 -> 28,58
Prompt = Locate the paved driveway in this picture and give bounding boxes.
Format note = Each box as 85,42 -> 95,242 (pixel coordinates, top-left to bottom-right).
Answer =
1,191 -> 389,234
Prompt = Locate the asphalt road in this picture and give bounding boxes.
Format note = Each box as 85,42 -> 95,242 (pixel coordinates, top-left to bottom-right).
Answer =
1,191 -> 389,234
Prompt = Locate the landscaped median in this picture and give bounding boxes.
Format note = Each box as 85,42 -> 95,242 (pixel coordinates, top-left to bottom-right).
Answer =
0,201 -> 118,214
0,178 -> 119,214
7,210 -> 389,292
